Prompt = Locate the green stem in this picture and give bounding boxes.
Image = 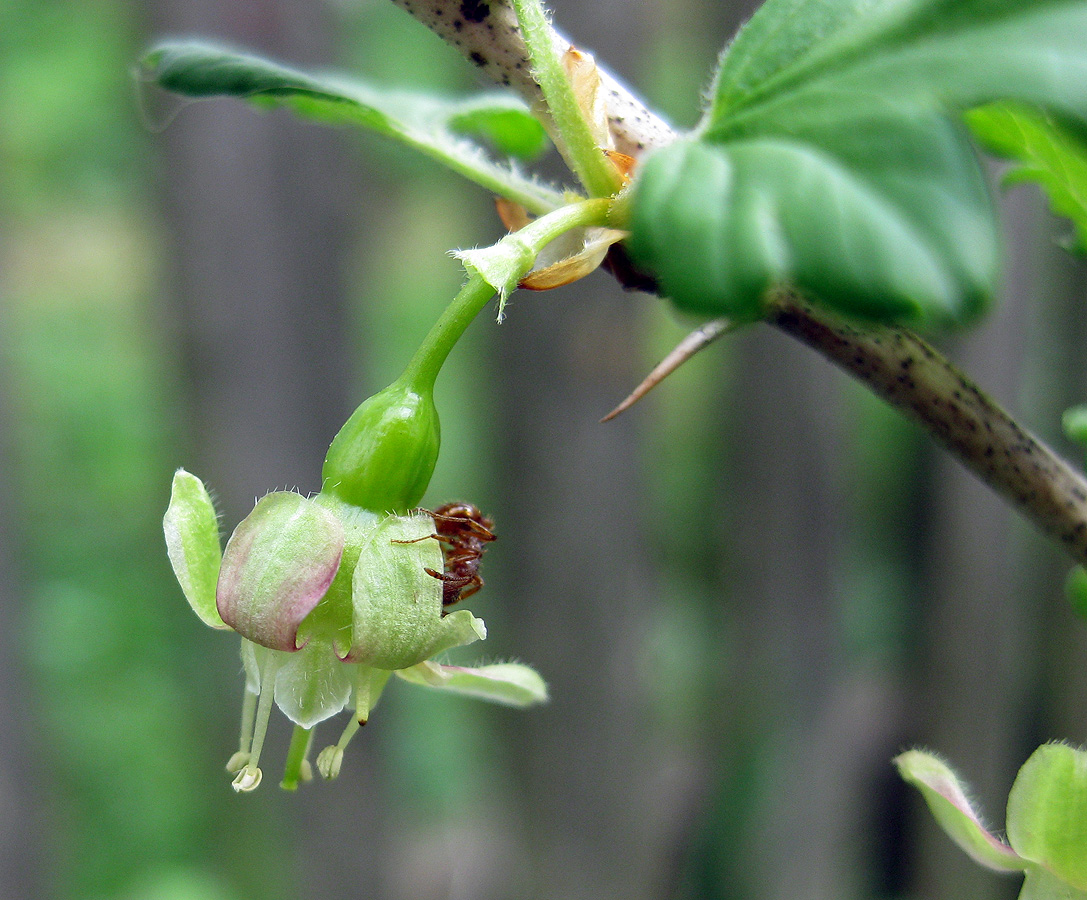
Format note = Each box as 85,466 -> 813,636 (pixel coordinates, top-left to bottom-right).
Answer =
280,725 -> 314,791
399,272 -> 495,391
400,197 -> 614,389
509,0 -> 623,197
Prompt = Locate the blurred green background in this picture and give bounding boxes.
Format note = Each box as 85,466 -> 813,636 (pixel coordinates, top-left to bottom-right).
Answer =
2,1 -> 1086,898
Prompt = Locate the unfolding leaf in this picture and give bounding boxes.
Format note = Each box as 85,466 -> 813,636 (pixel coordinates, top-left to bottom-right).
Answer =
895,750 -> 1027,873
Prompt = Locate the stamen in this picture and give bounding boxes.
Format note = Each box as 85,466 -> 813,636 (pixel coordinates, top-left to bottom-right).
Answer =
232,647 -> 282,793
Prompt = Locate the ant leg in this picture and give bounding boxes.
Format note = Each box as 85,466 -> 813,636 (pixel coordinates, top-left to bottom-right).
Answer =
391,533 -> 452,545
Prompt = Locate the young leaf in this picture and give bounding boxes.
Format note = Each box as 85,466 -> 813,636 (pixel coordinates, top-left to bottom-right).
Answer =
895,750 -> 1027,874
141,41 -> 562,214
968,103 -> 1087,255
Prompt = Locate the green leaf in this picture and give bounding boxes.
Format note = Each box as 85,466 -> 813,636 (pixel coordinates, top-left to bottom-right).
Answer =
895,750 -> 1028,873
397,660 -> 548,706
1067,567 -> 1087,622
164,469 -> 228,629
628,120 -> 995,322
630,0 -> 1087,325
141,41 -> 562,214
446,95 -> 550,160
967,103 -> 1087,254
706,1 -> 1087,136
1008,743 -> 1087,890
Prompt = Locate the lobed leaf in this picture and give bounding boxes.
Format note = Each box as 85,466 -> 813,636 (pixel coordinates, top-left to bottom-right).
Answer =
966,104 -> 1087,255
630,0 -> 1087,327
628,117 -> 995,323
141,41 -> 562,214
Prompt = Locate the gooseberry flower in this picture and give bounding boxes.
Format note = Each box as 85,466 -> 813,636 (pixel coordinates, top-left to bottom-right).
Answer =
896,745 -> 1087,900
165,468 -> 546,792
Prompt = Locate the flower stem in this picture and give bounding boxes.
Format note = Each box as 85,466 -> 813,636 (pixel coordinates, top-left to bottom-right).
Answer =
400,198 -> 614,390
509,0 -> 623,197
399,273 -> 494,392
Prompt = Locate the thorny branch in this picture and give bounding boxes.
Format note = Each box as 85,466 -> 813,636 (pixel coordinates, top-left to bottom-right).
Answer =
391,0 -> 1087,568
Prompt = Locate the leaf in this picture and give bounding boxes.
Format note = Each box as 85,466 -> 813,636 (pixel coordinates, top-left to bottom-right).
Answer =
141,41 -> 562,214
967,103 -> 1087,254
1066,405 -> 1087,448
629,0 -> 1087,326
628,117 -> 996,322
1007,743 -> 1087,890
895,750 -> 1028,873
706,1 -> 1087,136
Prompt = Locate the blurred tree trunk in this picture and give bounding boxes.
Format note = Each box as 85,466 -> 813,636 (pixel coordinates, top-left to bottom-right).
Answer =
491,8 -> 666,900
146,1 -> 388,896
908,188 -> 1046,900
0,285 -> 43,898
148,0 -> 357,518
495,279 -> 662,900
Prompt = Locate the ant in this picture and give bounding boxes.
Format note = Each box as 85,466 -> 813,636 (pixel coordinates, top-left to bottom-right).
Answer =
396,502 -> 496,610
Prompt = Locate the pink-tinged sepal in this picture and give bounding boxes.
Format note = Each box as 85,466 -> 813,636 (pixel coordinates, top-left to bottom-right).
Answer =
216,492 -> 345,651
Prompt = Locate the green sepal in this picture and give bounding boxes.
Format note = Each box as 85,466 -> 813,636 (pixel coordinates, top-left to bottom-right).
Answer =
164,468 -> 228,629
272,637 -> 353,729
397,660 -> 548,707
895,749 -> 1027,873
322,378 -> 440,513
1007,744 -> 1087,890
217,492 -> 345,651
1019,866 -> 1087,900
344,512 -> 485,668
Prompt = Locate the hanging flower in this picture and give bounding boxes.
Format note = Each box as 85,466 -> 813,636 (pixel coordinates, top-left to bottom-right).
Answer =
165,468 -> 546,792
